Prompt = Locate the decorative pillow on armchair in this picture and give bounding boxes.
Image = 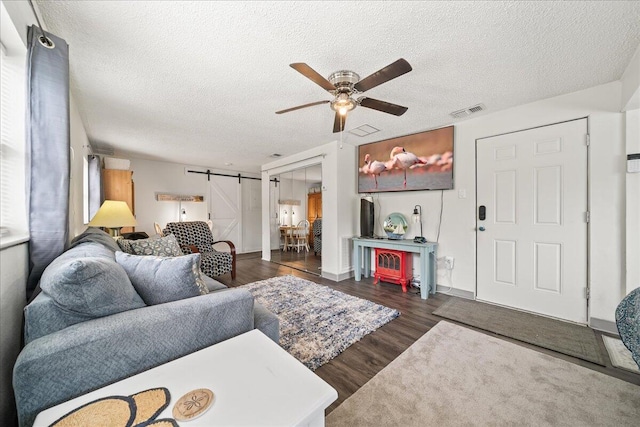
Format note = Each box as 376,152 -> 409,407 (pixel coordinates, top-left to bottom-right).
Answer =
115,252 -> 209,305
129,234 -> 183,257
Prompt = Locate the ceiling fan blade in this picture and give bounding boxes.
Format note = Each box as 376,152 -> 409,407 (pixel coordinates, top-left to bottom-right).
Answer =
333,112 -> 346,133
276,100 -> 329,114
359,97 -> 408,116
290,63 -> 336,92
353,58 -> 412,92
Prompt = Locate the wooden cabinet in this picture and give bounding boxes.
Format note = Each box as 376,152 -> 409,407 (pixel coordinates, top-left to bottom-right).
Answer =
103,169 -> 135,233
307,192 -> 322,247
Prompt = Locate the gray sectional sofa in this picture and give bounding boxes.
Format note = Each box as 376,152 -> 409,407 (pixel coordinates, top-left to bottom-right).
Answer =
13,228 -> 279,426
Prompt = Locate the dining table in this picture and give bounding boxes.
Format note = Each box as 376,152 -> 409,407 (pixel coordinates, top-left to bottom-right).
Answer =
279,225 -> 303,252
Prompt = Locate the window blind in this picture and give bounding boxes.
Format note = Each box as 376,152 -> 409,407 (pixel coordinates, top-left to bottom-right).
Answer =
0,40 -> 27,238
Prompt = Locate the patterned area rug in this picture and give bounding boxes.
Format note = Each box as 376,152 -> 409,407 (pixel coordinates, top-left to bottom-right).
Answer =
243,275 -> 400,370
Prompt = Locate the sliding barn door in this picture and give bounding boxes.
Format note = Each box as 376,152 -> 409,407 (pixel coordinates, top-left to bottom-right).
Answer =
241,178 -> 262,253
209,176 -> 241,250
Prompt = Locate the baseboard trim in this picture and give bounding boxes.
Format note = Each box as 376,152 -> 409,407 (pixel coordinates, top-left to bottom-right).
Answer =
590,317 -> 619,335
323,271 -> 353,282
435,285 -> 475,300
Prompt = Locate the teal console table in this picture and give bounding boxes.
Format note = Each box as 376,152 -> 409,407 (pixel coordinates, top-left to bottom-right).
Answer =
352,237 -> 438,300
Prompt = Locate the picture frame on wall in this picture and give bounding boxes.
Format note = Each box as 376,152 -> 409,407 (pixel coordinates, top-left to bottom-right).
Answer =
357,126 -> 454,193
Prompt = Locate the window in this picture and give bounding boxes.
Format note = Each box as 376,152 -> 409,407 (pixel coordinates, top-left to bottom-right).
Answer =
0,1 -> 28,247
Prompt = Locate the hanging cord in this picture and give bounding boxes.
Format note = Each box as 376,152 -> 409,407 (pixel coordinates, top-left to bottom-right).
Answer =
436,190 -> 444,242
339,114 -> 344,149
28,0 -> 54,48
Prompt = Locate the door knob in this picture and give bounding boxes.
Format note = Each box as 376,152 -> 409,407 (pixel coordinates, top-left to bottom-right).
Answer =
479,226 -> 486,231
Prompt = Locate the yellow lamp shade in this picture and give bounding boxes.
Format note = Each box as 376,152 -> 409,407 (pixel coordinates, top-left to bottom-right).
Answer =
88,200 -> 137,234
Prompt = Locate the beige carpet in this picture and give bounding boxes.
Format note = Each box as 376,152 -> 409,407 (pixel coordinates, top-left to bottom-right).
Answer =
326,321 -> 640,427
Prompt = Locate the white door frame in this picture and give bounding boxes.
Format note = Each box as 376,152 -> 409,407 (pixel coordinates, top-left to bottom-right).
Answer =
475,117 -> 591,322
261,157 -> 324,268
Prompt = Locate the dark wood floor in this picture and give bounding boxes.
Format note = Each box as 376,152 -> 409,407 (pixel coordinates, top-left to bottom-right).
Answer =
270,249 -> 321,275
219,254 -> 640,413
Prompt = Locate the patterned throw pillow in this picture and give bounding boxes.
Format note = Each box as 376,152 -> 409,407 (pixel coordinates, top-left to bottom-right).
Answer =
130,234 -> 183,257
115,252 -> 206,305
117,238 -> 136,254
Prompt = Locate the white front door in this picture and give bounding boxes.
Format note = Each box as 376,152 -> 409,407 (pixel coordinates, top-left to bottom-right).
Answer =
476,119 -> 588,323
209,176 -> 241,251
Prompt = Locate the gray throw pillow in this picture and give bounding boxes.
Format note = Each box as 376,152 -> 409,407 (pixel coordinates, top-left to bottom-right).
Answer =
115,252 -> 207,305
40,256 -> 146,318
129,234 -> 183,257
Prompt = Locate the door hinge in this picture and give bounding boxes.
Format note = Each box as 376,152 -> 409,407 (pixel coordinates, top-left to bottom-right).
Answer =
584,287 -> 590,300
585,134 -> 590,146
585,211 -> 590,223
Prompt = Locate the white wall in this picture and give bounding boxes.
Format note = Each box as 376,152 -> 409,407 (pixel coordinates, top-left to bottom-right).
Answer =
367,81 -> 626,323
69,98 -> 92,239
0,243 -> 27,425
129,158 -> 261,252
129,158 -> 210,234
626,109 -> 640,295
621,44 -> 640,111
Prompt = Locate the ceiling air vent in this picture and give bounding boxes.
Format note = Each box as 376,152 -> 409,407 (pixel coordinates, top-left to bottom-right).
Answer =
348,124 -> 380,137
450,103 -> 486,119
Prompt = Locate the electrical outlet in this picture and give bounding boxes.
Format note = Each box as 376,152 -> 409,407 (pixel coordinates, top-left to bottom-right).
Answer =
445,256 -> 455,270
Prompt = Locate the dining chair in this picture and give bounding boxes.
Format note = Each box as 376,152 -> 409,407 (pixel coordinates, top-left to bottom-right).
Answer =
293,220 -> 310,253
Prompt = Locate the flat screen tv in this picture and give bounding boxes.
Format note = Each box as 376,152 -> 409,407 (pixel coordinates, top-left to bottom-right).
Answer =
357,125 -> 454,193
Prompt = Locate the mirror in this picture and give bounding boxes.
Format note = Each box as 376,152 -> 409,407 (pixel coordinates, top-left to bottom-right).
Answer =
270,164 -> 322,275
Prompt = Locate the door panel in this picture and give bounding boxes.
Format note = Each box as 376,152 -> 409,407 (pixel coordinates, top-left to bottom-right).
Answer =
242,179 -> 262,252
477,119 -> 588,324
209,176 -> 240,250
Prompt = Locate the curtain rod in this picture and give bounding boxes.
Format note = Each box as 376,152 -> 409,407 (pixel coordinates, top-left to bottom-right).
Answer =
27,0 -> 54,48
187,169 -> 280,185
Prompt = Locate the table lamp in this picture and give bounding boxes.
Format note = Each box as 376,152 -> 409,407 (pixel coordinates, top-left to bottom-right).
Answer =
88,200 -> 137,237
412,204 -> 426,243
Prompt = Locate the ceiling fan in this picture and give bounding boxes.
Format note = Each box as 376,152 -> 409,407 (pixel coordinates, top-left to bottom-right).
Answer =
276,59 -> 412,133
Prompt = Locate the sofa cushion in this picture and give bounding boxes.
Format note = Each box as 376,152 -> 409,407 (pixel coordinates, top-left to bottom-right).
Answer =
70,227 -> 121,253
203,275 -> 227,292
39,256 -> 145,319
129,234 -> 183,257
116,252 -> 206,305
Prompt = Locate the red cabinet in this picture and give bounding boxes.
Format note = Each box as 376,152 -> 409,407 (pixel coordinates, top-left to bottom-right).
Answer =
373,249 -> 413,292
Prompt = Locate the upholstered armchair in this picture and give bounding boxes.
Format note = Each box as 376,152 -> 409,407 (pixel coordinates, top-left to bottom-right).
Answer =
313,218 -> 322,256
163,221 -> 236,279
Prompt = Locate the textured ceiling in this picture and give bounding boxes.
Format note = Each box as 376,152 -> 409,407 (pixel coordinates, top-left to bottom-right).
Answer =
36,1 -> 640,173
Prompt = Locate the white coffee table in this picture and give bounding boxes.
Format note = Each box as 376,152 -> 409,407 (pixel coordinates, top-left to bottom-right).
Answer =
34,330 -> 338,426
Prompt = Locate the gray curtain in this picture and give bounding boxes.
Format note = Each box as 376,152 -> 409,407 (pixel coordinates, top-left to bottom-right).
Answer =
87,155 -> 102,219
26,26 -> 70,296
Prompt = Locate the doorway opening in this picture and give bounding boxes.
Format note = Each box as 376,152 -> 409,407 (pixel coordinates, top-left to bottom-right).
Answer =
270,165 -> 322,275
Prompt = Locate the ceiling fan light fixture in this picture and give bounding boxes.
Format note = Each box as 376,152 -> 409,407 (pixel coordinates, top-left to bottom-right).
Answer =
330,93 -> 357,116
